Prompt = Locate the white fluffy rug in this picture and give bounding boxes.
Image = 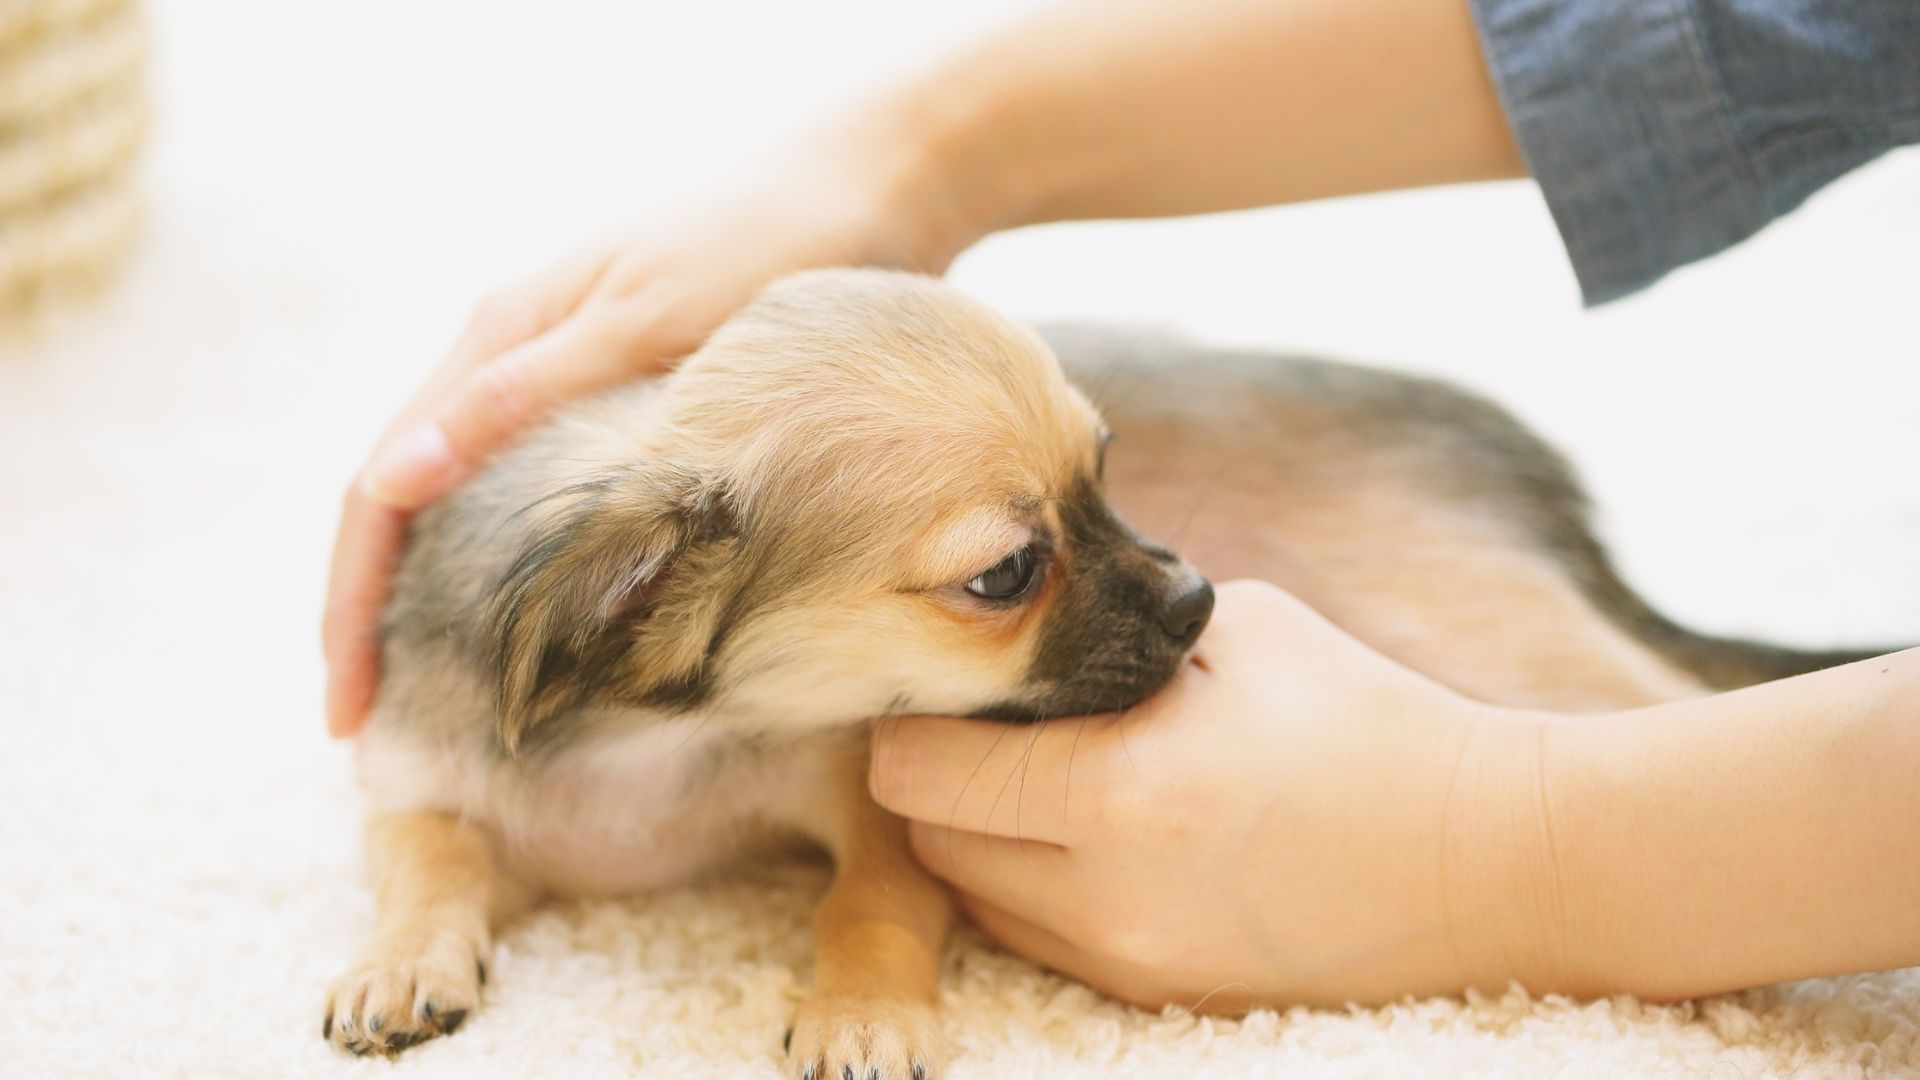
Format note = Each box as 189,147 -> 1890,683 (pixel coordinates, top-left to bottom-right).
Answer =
3,3 -> 1918,1078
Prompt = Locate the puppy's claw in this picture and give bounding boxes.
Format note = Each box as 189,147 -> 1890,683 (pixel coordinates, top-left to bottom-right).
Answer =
323,932 -> 485,1057
785,996 -> 944,1080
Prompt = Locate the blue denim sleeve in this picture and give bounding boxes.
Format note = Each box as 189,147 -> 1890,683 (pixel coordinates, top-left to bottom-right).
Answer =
1468,0 -> 1920,304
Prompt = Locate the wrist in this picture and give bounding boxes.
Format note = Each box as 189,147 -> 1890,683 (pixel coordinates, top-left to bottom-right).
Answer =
843,38 -> 1096,265
820,81 -> 1008,275
1439,705 -> 1584,996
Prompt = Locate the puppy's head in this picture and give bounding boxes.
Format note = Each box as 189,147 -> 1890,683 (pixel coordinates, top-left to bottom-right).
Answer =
490,269 -> 1211,751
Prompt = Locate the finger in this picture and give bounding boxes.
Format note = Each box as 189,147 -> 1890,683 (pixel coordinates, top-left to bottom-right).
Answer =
958,894 -> 1187,1012
1193,578 -> 1371,673
383,246 -> 618,441
353,250 -> 620,511
441,245 -> 617,377
953,892 -> 1084,971
905,820 -> 1070,922
1201,579 -> 1462,703
358,302 -> 666,510
869,713 -> 1123,845
1202,579 -> 1319,640
321,487 -> 409,738
320,249 -> 616,736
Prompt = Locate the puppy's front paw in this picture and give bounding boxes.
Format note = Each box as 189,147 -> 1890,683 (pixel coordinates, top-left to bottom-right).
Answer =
322,929 -> 486,1056
786,995 -> 944,1080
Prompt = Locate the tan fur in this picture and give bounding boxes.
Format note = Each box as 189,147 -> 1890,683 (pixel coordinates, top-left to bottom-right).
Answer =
323,812 -> 531,1054
1098,406 -> 1703,712
334,271 -> 1798,1078
341,271 -> 1156,1079
780,736 -> 954,1078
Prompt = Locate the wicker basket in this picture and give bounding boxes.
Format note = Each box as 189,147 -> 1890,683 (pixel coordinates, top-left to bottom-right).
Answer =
0,0 -> 145,319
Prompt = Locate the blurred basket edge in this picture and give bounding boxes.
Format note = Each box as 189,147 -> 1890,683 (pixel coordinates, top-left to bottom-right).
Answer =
0,0 -> 146,329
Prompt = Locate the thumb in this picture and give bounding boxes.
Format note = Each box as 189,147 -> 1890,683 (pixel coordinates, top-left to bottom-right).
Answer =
359,303 -> 683,510
1200,579 -> 1346,659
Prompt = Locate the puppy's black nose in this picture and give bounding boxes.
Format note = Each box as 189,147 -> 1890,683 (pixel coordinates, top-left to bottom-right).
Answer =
1159,577 -> 1214,646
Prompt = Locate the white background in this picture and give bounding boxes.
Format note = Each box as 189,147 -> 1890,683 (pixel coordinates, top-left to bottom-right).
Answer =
0,3 -> 1915,1077
140,0 -> 1920,648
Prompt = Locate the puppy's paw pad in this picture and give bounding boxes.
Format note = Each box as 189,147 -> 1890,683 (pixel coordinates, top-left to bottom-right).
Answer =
322,932 -> 485,1057
786,997 -> 944,1080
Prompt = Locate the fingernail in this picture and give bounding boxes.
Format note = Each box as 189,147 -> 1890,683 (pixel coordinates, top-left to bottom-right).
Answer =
362,425 -> 459,509
325,679 -> 363,739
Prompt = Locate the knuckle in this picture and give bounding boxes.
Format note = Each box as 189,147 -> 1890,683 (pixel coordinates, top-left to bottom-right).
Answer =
1214,578 -> 1299,623
596,297 -> 681,357
868,735 -> 917,813
1086,906 -> 1173,968
1215,578 -> 1286,605
579,300 -> 648,346
466,291 -> 531,337
1108,928 -> 1177,971
464,361 -> 544,435
605,288 -> 715,357
597,253 -> 651,292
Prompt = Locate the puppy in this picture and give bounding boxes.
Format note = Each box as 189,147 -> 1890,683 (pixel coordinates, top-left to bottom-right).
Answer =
328,269 -> 1883,1077
327,269 -> 1214,1079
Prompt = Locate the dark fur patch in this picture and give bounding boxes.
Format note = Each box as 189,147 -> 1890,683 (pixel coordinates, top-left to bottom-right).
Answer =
487,474 -> 736,754
973,480 -> 1206,720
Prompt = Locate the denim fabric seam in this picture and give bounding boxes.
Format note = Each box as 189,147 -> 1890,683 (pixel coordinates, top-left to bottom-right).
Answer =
1669,0 -> 1767,228
1751,115 -> 1920,148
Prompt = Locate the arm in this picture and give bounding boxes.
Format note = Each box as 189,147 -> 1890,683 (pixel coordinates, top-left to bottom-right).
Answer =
907,0 -> 1523,232
871,581 -> 1920,1007
1537,647 -> 1920,999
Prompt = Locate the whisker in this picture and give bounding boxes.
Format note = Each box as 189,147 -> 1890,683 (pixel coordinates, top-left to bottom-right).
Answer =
982,726 -> 1033,849
1013,723 -> 1045,856
947,723 -> 1013,869
1115,700 -> 1142,777
1063,713 -> 1091,834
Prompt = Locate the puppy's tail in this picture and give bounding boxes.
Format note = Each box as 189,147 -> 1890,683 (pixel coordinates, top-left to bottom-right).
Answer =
1571,542 -> 1905,690
1629,618 -> 1901,690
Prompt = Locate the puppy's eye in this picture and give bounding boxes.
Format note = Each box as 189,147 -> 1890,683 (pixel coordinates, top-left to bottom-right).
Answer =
966,546 -> 1038,601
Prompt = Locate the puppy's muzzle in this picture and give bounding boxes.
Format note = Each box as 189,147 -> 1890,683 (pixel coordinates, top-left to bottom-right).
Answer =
1158,574 -> 1215,648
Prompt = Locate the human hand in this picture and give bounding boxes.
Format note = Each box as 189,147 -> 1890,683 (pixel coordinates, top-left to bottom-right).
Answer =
869,580 -> 1553,1010
322,111 -> 987,737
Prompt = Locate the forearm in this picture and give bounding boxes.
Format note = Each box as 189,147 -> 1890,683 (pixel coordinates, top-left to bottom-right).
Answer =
1539,648 -> 1920,999
875,0 -> 1522,242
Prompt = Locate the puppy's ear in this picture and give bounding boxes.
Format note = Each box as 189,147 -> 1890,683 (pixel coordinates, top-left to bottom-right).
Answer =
487,470 -> 737,754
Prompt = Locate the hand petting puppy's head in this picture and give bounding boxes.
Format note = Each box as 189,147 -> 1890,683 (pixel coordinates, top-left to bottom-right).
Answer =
489,269 -> 1211,752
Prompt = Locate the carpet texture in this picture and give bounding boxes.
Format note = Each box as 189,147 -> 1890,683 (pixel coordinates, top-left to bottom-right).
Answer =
3,3 -> 1918,1077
